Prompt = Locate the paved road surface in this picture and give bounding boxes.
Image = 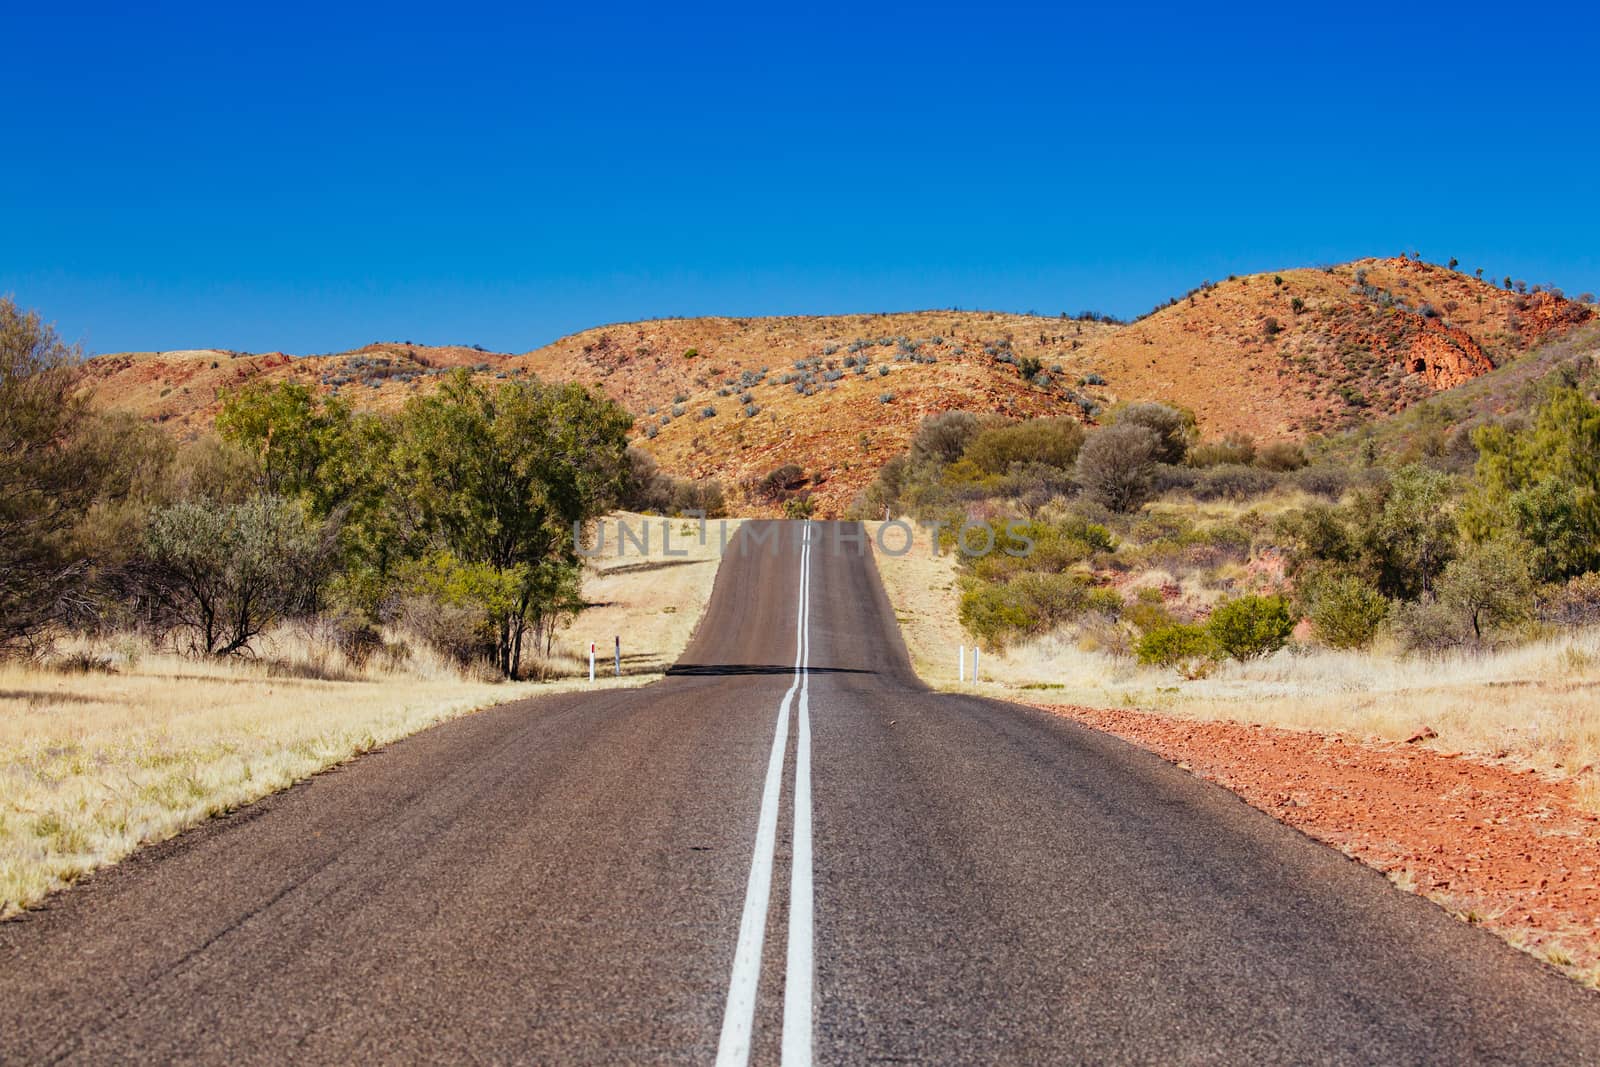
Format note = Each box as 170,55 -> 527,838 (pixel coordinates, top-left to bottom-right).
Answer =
4,520 -> 1600,1064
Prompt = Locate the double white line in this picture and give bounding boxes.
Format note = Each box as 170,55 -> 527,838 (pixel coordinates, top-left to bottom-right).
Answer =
716,522 -> 815,1066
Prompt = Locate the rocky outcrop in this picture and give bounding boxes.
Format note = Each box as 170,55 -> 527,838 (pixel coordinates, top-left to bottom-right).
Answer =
1404,320 -> 1493,389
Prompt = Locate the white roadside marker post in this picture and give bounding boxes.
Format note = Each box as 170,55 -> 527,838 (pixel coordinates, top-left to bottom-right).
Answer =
959,645 -> 965,683
972,646 -> 979,684
614,635 -> 621,677
589,642 -> 596,683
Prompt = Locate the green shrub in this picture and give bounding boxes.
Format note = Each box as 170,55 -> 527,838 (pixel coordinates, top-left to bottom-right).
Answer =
1206,594 -> 1294,660
1305,573 -> 1388,650
959,580 -> 1035,651
1135,623 -> 1218,678
783,495 -> 816,519
1123,587 -> 1176,635
958,571 -> 1118,650
964,418 -> 1085,474
1465,387 -> 1600,581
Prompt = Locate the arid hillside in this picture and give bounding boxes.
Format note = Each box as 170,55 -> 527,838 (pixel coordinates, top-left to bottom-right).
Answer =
1103,257 -> 1591,438
79,258 -> 1593,516
76,342 -> 516,436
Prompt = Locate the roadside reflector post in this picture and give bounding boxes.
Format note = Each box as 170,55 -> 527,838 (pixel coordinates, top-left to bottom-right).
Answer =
615,635 -> 621,677
959,645 -> 965,683
972,647 -> 979,684
589,642 -> 596,683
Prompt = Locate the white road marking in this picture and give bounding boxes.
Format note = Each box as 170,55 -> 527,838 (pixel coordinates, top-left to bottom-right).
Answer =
716,523 -> 814,1066
783,547 -> 815,1065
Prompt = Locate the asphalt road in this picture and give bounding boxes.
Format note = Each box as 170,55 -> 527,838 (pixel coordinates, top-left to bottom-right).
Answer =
4,520 -> 1600,1064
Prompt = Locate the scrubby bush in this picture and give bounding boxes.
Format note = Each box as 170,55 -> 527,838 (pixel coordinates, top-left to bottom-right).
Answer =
1206,594 -> 1294,660
1390,597 -> 1468,655
1188,464 -> 1279,502
783,495 -> 816,519
1110,401 -> 1194,465
754,463 -> 806,504
1135,623 -> 1217,678
1256,441 -> 1308,471
958,571 -> 1118,650
1189,433 -> 1256,467
1293,465 -> 1351,499
1539,572 -> 1600,628
1123,587 -> 1176,636
142,496 -> 331,656
963,418 -> 1084,474
396,591 -> 491,667
1305,572 -> 1388,650
1075,423 -> 1159,512
909,412 -> 989,466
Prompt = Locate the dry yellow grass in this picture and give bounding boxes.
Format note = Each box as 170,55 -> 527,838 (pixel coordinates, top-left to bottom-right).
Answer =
868,520 -> 1600,793
534,513 -> 741,678
0,512 -> 733,916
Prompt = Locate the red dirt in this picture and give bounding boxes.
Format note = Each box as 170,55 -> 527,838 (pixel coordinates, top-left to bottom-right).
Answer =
1026,702 -> 1600,983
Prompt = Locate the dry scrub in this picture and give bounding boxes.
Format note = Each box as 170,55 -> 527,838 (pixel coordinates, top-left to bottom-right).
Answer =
869,520 -> 1600,788
1,513 -> 733,917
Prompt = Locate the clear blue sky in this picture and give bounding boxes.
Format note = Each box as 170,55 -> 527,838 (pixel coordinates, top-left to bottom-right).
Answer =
5,2 -> 1598,356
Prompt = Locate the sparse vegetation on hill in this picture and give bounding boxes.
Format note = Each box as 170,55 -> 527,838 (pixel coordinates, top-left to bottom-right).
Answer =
853,316 -> 1600,669
77,257 -> 1592,519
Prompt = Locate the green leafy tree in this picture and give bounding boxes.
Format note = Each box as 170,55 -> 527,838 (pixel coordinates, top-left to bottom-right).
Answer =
1362,465 -> 1458,598
1437,538 -> 1535,643
218,380 -> 400,611
217,381 -> 353,505
1465,387 -> 1600,581
391,371 -> 631,677
0,299 -> 168,650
